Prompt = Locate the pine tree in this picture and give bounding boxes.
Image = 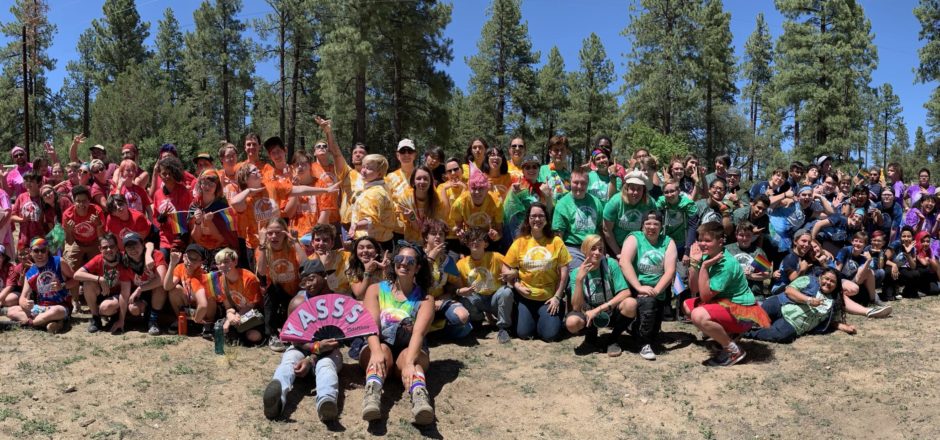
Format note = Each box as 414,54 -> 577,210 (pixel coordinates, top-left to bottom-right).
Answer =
914,0 -> 940,147
695,0 -> 737,163
622,0 -> 700,138
533,46 -> 568,150
872,83 -> 902,168
61,29 -> 98,136
466,0 -> 539,143
564,33 -> 617,163
914,126 -> 932,167
155,8 -> 186,103
91,0 -> 150,85
888,117 -> 910,165
741,13 -> 773,178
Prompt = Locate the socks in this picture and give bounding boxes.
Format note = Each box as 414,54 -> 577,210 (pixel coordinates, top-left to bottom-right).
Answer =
366,363 -> 383,388
726,341 -> 741,353
409,371 -> 426,394
149,309 -> 159,325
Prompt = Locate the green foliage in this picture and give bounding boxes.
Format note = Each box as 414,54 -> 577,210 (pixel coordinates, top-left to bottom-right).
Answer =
532,46 -> 568,153
564,33 -> 618,164
871,83 -> 903,168
155,8 -> 187,102
695,0 -> 737,162
741,13 -> 775,178
621,121 -> 690,164
91,0 -> 150,85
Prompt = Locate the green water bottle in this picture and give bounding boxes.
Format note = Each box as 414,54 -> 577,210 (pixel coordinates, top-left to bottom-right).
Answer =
213,320 -> 225,355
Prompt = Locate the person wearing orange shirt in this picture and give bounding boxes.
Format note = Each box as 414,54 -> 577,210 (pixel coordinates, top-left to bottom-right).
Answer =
257,218 -> 307,352
483,146 -> 512,206
507,137 -> 526,180
218,142 -> 241,201
309,116 -> 347,234
215,248 -> 264,344
261,137 -> 295,214
237,133 -> 268,173
163,244 -> 215,339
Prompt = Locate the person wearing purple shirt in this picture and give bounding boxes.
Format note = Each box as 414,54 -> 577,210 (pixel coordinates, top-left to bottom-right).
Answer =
904,193 -> 939,235
905,168 -> 935,208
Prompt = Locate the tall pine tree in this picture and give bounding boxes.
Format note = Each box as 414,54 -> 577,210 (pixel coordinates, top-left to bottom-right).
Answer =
533,46 -> 568,150
91,0 -> 150,85
915,0 -> 940,149
564,33 -> 617,163
695,0 -> 737,163
155,8 -> 187,103
741,13 -> 773,177
872,83 -> 902,168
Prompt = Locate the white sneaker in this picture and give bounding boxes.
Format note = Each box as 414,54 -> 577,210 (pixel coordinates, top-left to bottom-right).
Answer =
866,305 -> 892,319
639,344 -> 656,360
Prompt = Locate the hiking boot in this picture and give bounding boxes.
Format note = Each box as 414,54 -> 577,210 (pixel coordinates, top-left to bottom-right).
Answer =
317,398 -> 338,422
201,323 -> 213,340
606,341 -> 623,357
87,316 -> 102,333
147,323 -> 161,336
46,321 -> 63,334
707,344 -> 746,367
866,305 -> 892,318
410,387 -> 434,425
639,344 -> 657,361
268,338 -> 286,353
496,329 -> 510,344
361,382 -> 382,421
262,380 -> 284,420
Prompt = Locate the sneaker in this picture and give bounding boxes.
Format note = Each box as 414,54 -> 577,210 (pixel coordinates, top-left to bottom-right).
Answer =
201,324 -> 213,340
147,323 -> 161,336
707,345 -> 746,367
410,387 -> 434,425
361,382 -> 382,421
606,341 -> 622,357
262,380 -> 284,420
268,338 -> 286,353
496,329 -> 510,344
866,305 -> 892,318
918,292 -> 927,298
895,294 -> 903,300
639,344 -> 656,361
46,321 -> 63,334
87,317 -> 101,333
317,398 -> 338,422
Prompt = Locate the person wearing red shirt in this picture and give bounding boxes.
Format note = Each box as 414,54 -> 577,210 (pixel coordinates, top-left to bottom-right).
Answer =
105,194 -> 154,252
62,185 -> 105,304
0,245 -> 21,308
72,233 -> 134,334
88,159 -> 113,209
121,232 -> 168,335
10,172 -> 49,247
113,159 -> 154,221
153,156 -> 195,256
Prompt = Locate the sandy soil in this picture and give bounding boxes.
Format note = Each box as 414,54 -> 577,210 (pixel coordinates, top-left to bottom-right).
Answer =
1,297 -> 938,440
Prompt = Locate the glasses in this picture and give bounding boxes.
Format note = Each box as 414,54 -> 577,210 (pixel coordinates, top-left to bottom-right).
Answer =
398,149 -> 416,155
101,245 -> 116,251
199,180 -> 216,187
510,144 -> 525,149
393,255 -> 417,267
31,247 -> 48,254
249,170 -> 261,177
523,165 -> 539,170
314,144 -> 328,150
529,213 -> 546,219
41,192 -> 54,197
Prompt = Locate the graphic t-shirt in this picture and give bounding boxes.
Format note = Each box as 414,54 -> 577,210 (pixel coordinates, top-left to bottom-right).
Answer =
449,192 -> 503,231
568,256 -> 629,308
104,208 -> 152,251
781,275 -> 834,335
602,196 -> 657,246
13,193 -> 48,245
113,183 -> 151,213
457,252 -> 504,296
62,204 -> 104,246
217,268 -> 262,308
629,231 -> 672,299
125,252 -> 167,289
385,168 -> 413,206
153,182 -> 194,249
350,182 -> 395,242
258,246 -> 300,295
538,165 -> 571,201
656,194 -> 698,249
503,235 -> 571,301
25,256 -> 69,306
82,254 -> 134,296
704,250 -> 756,305
587,171 -> 621,203
551,193 -> 603,246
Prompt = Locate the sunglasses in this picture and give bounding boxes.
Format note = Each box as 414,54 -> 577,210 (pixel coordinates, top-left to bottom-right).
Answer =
510,144 -> 525,149
523,164 -> 539,170
314,144 -> 328,149
393,255 -> 417,267
445,168 -> 460,174
31,247 -> 48,254
398,149 -> 416,155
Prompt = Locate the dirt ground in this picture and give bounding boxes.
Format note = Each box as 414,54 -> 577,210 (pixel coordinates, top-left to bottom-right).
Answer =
1,297 -> 938,440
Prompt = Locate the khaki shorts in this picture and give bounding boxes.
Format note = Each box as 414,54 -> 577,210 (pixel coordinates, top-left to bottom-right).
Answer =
63,242 -> 100,270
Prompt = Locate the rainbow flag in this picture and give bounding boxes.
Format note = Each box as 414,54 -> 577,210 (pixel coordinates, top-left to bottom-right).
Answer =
671,271 -> 686,297
751,254 -> 772,273
206,271 -> 225,302
211,207 -> 239,249
214,207 -> 237,231
166,211 -> 189,234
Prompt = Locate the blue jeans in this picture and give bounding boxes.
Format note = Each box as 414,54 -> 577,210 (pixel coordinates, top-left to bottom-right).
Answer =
515,294 -> 561,341
744,293 -> 798,343
463,287 -> 514,330
272,346 -> 343,410
438,301 -> 473,339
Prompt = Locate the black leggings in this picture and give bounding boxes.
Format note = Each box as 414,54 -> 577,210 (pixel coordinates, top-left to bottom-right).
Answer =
885,267 -> 940,298
632,296 -> 667,345
263,283 -> 293,337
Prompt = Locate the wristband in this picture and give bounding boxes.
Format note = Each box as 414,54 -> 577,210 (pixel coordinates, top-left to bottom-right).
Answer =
312,341 -> 321,355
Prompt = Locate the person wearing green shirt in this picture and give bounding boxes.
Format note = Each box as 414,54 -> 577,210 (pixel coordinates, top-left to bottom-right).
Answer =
538,135 -> 571,202
586,145 -> 621,203
552,167 -> 603,271
656,179 -> 698,258
602,170 -> 657,257
683,221 -> 770,367
619,211 -> 677,361
744,268 -> 856,343
565,235 -> 637,357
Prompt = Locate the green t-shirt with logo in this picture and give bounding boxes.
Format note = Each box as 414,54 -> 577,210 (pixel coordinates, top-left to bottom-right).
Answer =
602,196 -> 657,246
629,231 -> 672,300
551,192 -> 603,246
568,256 -> 629,308
655,194 -> 697,249
587,171 -> 621,203
705,250 -> 756,305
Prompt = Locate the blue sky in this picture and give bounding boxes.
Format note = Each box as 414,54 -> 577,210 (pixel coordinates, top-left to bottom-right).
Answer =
2,0 -> 934,140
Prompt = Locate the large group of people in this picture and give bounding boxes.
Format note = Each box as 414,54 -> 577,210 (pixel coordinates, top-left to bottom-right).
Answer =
3,116 -> 933,426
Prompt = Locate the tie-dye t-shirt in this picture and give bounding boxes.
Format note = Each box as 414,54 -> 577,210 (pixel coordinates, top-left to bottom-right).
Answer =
377,280 -> 424,346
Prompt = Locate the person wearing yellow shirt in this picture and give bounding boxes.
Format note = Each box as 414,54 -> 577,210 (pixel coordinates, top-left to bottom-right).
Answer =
461,138 -> 487,181
456,227 -> 513,344
448,169 -> 502,247
308,224 -> 351,296
501,202 -> 570,342
483,146 -> 512,206
421,220 -> 471,339
439,158 -> 468,252
340,143 -> 367,228
397,166 -> 447,244
349,154 -> 395,250
506,137 -> 527,181
385,139 -> 417,208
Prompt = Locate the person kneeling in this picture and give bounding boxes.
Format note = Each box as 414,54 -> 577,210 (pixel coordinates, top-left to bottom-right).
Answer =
263,259 -> 342,422
215,248 -> 264,344
566,235 -> 637,357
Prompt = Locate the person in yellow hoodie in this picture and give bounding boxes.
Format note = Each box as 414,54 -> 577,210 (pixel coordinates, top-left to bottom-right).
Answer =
448,164 -> 502,249
349,154 -> 395,251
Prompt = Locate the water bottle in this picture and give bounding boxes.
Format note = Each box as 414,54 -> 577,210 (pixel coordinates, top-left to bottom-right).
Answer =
177,310 -> 187,336
213,320 -> 225,355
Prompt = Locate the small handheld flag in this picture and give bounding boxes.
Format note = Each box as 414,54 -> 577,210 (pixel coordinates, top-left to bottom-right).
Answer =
206,271 -> 225,302
166,211 -> 189,234
211,207 -> 239,249
671,271 -> 686,297
751,254 -> 772,273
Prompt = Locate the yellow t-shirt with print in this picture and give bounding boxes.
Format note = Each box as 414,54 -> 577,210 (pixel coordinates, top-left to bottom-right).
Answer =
351,182 -> 395,242
488,173 -> 513,207
503,235 -> 571,301
384,169 -> 412,205
428,257 -> 461,333
448,191 -> 503,232
340,168 -> 363,224
457,252 -> 505,296
310,251 -> 351,296
396,187 -> 450,244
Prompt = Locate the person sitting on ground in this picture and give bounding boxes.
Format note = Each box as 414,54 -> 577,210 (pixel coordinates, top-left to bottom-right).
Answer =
422,220 -> 471,339
834,231 -> 884,307
745,268 -> 856,343
214,248 -> 263,345
619,211 -> 677,360
5,238 -> 73,333
456,227 -> 513,344
72,233 -> 134,334
683,221 -> 771,367
725,221 -> 772,302
346,236 -> 389,301
308,224 -> 351,296
263,258 -> 343,422
502,202 -> 570,342
567,234 -> 637,357
120,232 -> 168,336
0,245 -> 20,309
163,244 -> 214,339
360,241 -> 435,425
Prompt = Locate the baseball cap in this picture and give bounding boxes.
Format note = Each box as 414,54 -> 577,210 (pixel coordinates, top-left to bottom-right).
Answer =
301,258 -> 327,277
623,170 -> 651,189
521,154 -> 541,166
397,139 -> 416,152
184,243 -> 207,260
122,232 -> 143,246
727,167 -> 741,176
193,153 -> 213,164
90,144 -> 106,152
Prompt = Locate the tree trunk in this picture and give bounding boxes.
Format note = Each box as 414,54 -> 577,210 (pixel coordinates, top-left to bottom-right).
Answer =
287,37 -> 301,160
705,82 -> 714,163
279,6 -> 286,142
22,25 -> 30,159
82,81 -> 90,136
393,53 -> 404,143
793,105 -> 800,151
354,66 -> 366,143
495,4 -> 506,136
